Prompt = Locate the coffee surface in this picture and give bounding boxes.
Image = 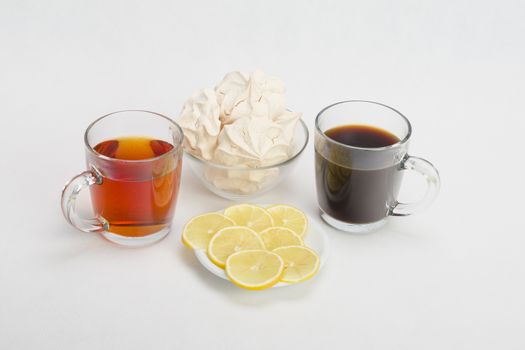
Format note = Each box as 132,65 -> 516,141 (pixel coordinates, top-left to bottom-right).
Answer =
323,124 -> 400,148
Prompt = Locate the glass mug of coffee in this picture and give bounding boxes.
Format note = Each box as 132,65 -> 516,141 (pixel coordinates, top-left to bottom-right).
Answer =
315,100 -> 440,233
61,110 -> 184,246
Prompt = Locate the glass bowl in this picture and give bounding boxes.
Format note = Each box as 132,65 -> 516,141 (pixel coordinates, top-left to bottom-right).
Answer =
184,119 -> 309,200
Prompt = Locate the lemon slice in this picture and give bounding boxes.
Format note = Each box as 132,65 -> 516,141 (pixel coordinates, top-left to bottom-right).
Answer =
223,204 -> 274,233
182,213 -> 235,250
266,205 -> 308,237
272,246 -> 320,283
207,226 -> 265,268
225,250 -> 284,290
259,227 -> 303,251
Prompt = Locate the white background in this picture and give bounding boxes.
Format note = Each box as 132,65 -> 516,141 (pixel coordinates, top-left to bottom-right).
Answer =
1,0 -> 524,349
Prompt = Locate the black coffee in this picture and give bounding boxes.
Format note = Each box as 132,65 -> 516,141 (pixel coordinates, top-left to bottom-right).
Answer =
315,125 -> 402,224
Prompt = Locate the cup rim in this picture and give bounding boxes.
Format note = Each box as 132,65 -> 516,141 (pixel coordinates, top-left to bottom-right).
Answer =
183,118 -> 310,170
315,100 -> 412,151
84,110 -> 184,163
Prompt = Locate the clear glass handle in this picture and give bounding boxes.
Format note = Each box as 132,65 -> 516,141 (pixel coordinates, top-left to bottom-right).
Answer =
390,155 -> 441,216
61,170 -> 107,232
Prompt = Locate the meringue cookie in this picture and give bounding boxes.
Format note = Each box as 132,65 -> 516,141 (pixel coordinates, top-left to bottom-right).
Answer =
214,117 -> 290,167
273,110 -> 301,143
215,70 -> 287,124
205,167 -> 280,194
179,88 -> 221,160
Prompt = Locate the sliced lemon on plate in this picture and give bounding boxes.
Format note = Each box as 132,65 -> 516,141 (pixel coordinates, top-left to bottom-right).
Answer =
224,204 -> 274,233
259,227 -> 303,251
266,204 -> 308,237
273,246 -> 320,283
207,226 -> 265,268
225,250 -> 284,290
182,213 -> 235,250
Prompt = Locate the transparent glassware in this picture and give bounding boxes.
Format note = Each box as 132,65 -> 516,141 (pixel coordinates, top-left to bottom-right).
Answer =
61,110 -> 184,246
315,100 -> 440,233
185,119 -> 309,200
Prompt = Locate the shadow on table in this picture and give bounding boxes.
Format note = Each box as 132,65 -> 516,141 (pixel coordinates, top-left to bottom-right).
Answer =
321,215 -> 427,241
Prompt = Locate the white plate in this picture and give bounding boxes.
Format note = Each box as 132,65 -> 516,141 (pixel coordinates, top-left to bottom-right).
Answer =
194,211 -> 329,288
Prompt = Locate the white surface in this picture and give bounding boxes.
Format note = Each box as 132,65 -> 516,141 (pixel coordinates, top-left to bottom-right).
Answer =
194,212 -> 329,287
1,0 -> 524,349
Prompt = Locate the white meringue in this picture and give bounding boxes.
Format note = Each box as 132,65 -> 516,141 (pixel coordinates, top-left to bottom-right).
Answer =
214,117 -> 290,167
272,110 -> 301,143
179,88 -> 221,160
215,70 -> 287,124
204,167 -> 280,195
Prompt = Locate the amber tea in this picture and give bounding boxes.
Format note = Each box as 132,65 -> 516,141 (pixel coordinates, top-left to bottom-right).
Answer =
91,137 -> 182,237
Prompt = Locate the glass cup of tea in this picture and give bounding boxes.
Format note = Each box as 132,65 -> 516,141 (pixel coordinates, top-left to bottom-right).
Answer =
61,110 -> 184,246
315,100 -> 440,233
